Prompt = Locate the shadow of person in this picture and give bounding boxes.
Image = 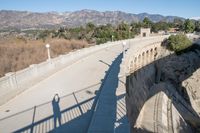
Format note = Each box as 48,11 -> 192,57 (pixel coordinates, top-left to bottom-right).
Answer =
52,94 -> 62,129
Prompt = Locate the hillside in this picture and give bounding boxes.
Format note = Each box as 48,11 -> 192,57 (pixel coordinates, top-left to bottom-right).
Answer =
0,9 -> 185,30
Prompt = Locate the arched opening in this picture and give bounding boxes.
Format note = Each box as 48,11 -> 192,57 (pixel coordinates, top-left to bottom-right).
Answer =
146,50 -> 149,65
142,52 -> 145,66
134,57 -> 137,71
130,60 -> 134,71
150,49 -> 154,61
138,55 -> 141,69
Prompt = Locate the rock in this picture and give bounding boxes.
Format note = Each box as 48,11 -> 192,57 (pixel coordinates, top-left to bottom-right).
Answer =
159,51 -> 200,85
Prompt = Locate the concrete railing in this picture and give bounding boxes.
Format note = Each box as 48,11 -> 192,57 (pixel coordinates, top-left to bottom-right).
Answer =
120,36 -> 172,133
0,35 -> 169,106
121,34 -> 200,76
0,40 -> 125,105
120,35 -> 170,76
122,35 -> 200,133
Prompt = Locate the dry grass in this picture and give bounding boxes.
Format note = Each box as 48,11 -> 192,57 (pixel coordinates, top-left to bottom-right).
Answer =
0,37 -> 88,77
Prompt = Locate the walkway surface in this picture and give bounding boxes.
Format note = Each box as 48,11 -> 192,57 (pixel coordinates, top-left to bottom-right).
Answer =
0,42 -> 129,133
88,53 -> 130,133
0,37 -> 166,132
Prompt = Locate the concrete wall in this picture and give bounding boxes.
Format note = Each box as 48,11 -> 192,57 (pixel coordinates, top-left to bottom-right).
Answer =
126,63 -> 156,129
0,36 -> 170,106
123,40 -> 168,132
122,36 -> 199,132
0,40 -> 124,105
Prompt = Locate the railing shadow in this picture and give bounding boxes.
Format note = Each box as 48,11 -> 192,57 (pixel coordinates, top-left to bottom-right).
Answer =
88,53 -> 123,132
14,93 -> 96,133
0,51 -> 125,133
0,78 -> 102,133
115,94 -> 130,133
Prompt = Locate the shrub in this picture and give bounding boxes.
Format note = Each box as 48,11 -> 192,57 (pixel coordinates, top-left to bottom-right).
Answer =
166,34 -> 192,52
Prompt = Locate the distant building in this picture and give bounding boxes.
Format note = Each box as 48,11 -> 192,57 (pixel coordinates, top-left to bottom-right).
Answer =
140,28 -> 151,37
158,30 -> 166,35
168,28 -> 179,33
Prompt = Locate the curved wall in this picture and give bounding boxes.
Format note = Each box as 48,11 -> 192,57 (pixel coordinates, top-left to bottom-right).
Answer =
0,36 -> 169,106
123,36 -> 199,132
123,40 -> 169,132
0,40 -> 123,105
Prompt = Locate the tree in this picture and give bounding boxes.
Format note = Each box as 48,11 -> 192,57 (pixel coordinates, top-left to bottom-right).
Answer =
37,30 -> 51,42
94,24 -> 115,44
116,22 -> 130,40
151,21 -> 169,33
86,22 -> 95,31
195,21 -> 200,32
166,34 -> 192,52
173,18 -> 184,31
130,22 -> 142,35
143,17 -> 152,28
183,19 -> 195,33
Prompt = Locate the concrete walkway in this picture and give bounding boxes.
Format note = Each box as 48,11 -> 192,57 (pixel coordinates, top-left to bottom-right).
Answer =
88,53 -> 130,133
0,36 -> 166,132
0,45 -> 121,118
0,43 -> 130,133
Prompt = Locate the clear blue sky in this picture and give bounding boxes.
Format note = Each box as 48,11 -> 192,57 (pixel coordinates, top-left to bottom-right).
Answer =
0,0 -> 199,18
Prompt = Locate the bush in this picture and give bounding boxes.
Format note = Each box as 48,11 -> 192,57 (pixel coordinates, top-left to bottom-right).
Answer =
166,34 -> 192,52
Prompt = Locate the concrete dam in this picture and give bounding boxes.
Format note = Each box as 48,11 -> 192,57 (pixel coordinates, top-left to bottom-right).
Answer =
123,36 -> 200,132
0,35 -> 200,133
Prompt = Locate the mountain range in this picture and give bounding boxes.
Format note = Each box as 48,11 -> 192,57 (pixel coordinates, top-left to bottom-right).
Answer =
0,9 -> 185,30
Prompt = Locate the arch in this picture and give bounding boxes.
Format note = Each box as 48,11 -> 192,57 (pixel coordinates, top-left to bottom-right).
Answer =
150,48 -> 154,62
134,57 -> 137,62
130,60 -> 134,72
133,57 -> 138,71
145,50 -> 150,66
141,52 -> 145,67
154,47 -> 159,60
142,52 -> 145,56
138,55 -> 141,69
154,52 -> 158,60
131,60 -> 134,64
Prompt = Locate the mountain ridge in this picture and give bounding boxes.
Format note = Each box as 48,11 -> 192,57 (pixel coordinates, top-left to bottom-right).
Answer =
0,9 -> 185,30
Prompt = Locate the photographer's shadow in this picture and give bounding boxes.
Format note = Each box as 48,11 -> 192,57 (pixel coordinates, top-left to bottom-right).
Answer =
52,94 -> 62,128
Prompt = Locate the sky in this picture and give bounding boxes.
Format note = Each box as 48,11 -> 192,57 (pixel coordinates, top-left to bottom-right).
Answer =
0,0 -> 199,18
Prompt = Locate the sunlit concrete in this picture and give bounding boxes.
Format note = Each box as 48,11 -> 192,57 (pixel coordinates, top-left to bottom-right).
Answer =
0,36 -> 168,133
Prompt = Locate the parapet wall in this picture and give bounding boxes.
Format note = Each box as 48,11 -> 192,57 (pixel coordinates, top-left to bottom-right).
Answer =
0,40 -> 124,105
0,36 -> 171,106
122,36 -> 169,75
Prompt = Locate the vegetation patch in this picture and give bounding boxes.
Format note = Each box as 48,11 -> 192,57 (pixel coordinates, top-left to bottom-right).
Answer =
164,34 -> 192,52
0,37 -> 88,77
